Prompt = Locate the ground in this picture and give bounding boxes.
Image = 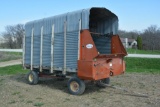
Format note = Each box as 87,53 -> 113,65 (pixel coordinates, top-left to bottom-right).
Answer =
0,73 -> 159,107
0,59 -> 21,67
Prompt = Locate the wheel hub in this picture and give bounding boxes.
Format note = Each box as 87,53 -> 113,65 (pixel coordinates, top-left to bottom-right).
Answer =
70,81 -> 79,92
29,74 -> 33,82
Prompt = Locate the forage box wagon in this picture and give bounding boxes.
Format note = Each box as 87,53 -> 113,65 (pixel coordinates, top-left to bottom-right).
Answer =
23,7 -> 127,95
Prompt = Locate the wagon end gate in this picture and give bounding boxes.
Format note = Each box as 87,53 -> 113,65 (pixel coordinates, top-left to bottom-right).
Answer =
77,30 -> 127,80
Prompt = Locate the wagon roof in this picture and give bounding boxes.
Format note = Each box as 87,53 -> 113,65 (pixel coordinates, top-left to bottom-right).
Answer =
25,7 -> 118,34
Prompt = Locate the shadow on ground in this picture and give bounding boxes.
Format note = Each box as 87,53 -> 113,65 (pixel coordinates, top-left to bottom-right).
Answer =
11,74 -> 105,95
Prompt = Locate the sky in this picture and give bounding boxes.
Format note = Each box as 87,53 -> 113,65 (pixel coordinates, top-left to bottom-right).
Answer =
0,0 -> 160,33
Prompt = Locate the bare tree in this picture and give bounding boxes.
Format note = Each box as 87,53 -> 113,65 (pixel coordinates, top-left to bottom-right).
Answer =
118,30 -> 140,39
119,25 -> 160,50
1,24 -> 24,49
141,25 -> 160,50
14,24 -> 24,48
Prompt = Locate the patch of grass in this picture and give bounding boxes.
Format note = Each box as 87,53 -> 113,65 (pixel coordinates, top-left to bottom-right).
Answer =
85,103 -> 90,106
0,57 -> 159,76
112,82 -> 122,87
0,64 -> 28,75
63,98 -> 70,102
8,100 -> 16,104
127,48 -> 160,55
36,97 -> 43,100
0,78 -> 4,82
20,99 -> 24,102
33,102 -> 44,107
3,52 -> 22,56
138,82 -> 145,89
125,57 -> 160,73
92,97 -> 97,100
19,95 -> 24,98
65,98 -> 70,101
0,52 -> 22,62
12,91 -> 20,95
27,100 -> 33,103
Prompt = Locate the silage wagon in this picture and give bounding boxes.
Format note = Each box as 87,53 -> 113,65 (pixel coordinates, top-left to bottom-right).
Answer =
23,7 -> 127,95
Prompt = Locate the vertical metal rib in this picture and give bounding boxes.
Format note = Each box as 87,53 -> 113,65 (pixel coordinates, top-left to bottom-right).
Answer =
40,26 -> 43,72
51,24 -> 54,73
78,19 -> 81,60
23,32 -> 25,68
63,21 -> 67,75
31,28 -> 34,71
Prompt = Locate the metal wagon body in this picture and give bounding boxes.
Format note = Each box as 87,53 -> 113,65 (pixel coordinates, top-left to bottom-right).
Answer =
23,7 -> 127,95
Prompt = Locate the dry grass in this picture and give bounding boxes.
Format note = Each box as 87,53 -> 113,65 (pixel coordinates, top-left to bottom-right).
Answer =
0,52 -> 22,62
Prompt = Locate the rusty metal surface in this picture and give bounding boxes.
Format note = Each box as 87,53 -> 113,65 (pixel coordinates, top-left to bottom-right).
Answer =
111,35 -> 127,56
78,30 -> 126,80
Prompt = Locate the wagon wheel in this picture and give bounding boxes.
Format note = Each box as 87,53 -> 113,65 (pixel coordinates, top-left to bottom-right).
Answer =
96,78 -> 110,88
67,77 -> 86,95
26,71 -> 39,85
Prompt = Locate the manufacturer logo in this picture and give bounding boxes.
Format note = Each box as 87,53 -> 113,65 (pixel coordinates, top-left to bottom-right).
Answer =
86,44 -> 93,49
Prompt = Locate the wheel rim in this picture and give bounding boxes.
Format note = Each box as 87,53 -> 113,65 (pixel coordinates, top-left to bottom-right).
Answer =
29,74 -> 33,82
70,81 -> 79,92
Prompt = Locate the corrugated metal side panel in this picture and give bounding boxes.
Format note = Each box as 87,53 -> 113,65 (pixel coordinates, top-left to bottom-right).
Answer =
52,15 -> 66,68
25,36 -> 31,64
25,8 -> 90,33
25,22 -> 33,64
42,34 -> 51,66
92,36 -> 111,54
65,11 -> 81,69
67,10 -> 81,31
53,33 -> 64,68
53,14 -> 67,33
66,31 -> 79,69
82,9 -> 90,29
42,18 -> 51,66
33,20 -> 43,66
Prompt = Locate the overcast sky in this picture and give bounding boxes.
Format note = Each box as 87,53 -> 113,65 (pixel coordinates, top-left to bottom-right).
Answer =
0,0 -> 160,33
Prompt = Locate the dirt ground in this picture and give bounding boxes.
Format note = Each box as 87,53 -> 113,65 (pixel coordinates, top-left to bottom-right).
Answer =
0,73 -> 159,107
0,59 -> 22,67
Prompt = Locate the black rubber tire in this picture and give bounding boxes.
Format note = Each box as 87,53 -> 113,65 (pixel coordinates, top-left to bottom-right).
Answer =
26,71 -> 39,85
67,77 -> 85,95
96,78 -> 110,88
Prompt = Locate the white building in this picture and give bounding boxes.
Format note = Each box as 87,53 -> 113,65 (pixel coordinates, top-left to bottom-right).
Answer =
120,38 -> 137,48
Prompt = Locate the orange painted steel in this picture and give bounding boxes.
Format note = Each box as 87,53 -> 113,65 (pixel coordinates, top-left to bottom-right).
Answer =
77,30 -> 127,80
79,30 -> 98,61
111,35 -> 127,55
